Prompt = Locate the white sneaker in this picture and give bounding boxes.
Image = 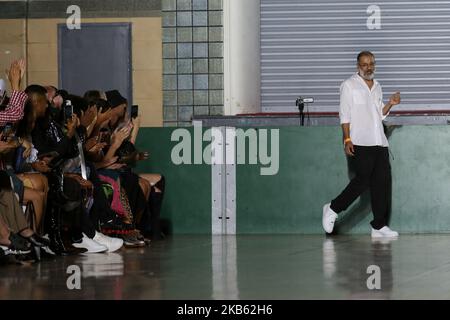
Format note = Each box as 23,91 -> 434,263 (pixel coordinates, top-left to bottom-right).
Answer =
322,203 -> 338,234
72,233 -> 108,253
0,245 -> 31,255
93,231 -> 123,253
371,226 -> 399,238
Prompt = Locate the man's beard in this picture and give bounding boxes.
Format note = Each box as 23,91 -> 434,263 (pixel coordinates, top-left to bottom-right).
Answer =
358,68 -> 375,80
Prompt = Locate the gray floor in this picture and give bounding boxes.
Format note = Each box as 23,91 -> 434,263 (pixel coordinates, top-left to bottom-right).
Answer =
1,234 -> 450,300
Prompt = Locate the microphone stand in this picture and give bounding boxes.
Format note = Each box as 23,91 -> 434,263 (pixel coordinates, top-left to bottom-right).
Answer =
298,101 -> 305,126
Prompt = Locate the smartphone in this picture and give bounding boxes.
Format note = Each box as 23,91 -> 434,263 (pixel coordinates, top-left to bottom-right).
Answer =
64,100 -> 73,122
131,105 -> 139,119
98,128 -> 110,144
100,133 -> 110,144
1,123 -> 13,142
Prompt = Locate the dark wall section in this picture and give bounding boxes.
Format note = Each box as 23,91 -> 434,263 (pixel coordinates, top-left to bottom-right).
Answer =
0,0 -> 161,19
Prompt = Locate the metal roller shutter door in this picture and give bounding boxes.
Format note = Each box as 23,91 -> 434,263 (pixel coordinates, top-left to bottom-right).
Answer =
261,0 -> 450,112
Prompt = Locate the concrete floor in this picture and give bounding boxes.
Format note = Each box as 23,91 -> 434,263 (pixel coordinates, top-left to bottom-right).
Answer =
1,234 -> 450,300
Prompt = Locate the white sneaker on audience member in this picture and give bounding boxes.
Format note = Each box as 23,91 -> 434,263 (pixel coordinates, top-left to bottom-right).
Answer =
371,226 -> 399,238
72,233 -> 108,253
322,203 -> 338,234
93,231 -> 123,253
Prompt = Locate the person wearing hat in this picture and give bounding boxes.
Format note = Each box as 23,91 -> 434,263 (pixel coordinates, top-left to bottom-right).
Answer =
0,59 -> 27,126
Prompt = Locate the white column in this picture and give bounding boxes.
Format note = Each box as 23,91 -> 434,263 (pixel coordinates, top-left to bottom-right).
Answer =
224,0 -> 261,115
211,126 -> 236,235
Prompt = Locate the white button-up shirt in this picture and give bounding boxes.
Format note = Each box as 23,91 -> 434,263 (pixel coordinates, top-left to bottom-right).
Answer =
339,73 -> 389,147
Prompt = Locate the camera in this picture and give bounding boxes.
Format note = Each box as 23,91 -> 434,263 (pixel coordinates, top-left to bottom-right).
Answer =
295,97 -> 314,127
296,97 -> 314,105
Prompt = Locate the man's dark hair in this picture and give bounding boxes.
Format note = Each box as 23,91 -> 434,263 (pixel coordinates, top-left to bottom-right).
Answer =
83,90 -> 102,105
95,98 -> 111,112
25,84 -> 47,97
68,94 -> 88,114
357,51 -> 375,64
105,90 -> 127,109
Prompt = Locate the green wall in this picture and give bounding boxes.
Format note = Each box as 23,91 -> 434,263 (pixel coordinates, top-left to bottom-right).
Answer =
237,125 -> 450,234
135,127 -> 211,234
135,125 -> 450,235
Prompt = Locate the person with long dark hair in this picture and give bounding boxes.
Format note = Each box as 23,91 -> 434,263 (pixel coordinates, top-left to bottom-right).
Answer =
23,85 -> 122,254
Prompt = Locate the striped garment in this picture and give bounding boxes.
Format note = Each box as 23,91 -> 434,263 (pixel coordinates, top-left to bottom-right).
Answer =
0,90 -> 28,126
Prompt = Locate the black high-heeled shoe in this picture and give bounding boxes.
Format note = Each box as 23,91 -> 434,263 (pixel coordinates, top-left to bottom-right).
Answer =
48,210 -> 86,256
0,233 -> 31,255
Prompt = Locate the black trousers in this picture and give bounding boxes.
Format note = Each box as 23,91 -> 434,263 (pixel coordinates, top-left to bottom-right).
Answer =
62,176 -> 96,240
330,145 -> 391,230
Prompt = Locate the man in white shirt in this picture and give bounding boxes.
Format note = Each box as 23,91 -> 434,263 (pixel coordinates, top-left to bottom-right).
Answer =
322,51 -> 401,238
